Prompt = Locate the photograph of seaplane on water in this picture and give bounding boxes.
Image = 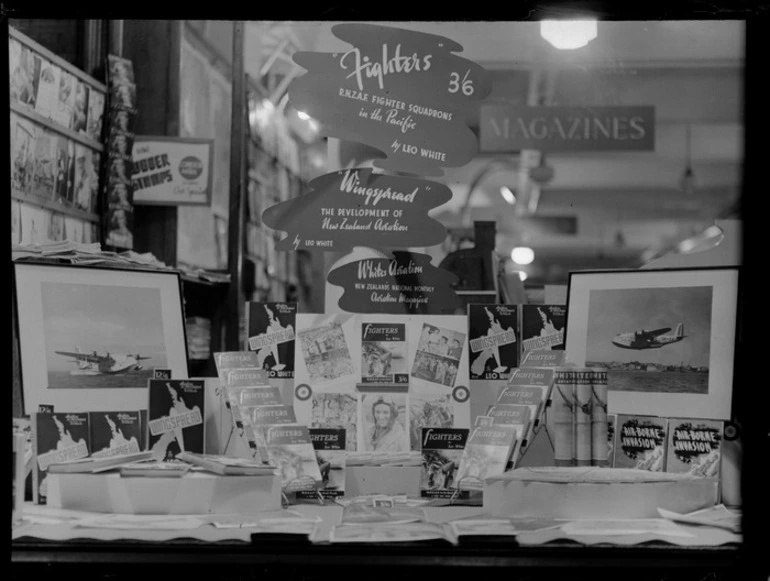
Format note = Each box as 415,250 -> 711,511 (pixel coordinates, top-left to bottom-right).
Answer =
584,285 -> 712,395
42,281 -> 167,388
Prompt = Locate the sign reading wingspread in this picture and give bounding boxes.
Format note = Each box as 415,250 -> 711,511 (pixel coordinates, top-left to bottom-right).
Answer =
262,168 -> 451,253
326,251 -> 461,315
288,23 -> 492,176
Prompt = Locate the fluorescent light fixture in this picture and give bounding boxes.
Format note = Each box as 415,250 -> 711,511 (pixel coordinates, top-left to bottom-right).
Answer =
518,271 -> 528,282
297,110 -> 311,121
500,186 -> 517,205
511,246 -> 535,265
540,19 -> 598,50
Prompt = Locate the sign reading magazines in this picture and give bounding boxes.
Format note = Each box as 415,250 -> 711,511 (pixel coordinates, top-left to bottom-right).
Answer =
148,379 -> 204,461
468,304 -> 518,381
288,23 -> 492,176
132,136 -> 214,205
246,302 -> 296,379
261,168 -> 451,252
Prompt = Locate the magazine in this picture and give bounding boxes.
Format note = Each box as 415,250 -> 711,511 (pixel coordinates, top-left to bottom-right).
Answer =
34,59 -> 60,120
361,322 -> 408,384
454,425 -> 518,490
520,305 -> 566,357
31,128 -> 56,199
266,424 -> 322,491
449,518 -> 519,537
497,385 -> 548,430
119,461 -> 191,477
54,135 -> 71,203
226,368 -> 271,387
665,419 -> 723,477
71,80 -> 89,134
468,304 -> 518,381
8,38 -> 24,105
14,45 -> 41,108
246,302 -> 296,379
310,392 -> 358,451
48,451 -> 153,474
33,412 -> 90,504
176,452 -> 274,475
147,379 -> 205,461
359,391 -> 410,453
329,523 -> 453,544
412,323 -> 465,388
297,322 -> 355,383
613,415 -> 668,472
297,429 -> 347,499
409,394 -> 454,451
88,411 -> 142,458
341,501 -> 427,525
87,90 -> 106,142
420,428 -> 468,499
54,69 -> 77,128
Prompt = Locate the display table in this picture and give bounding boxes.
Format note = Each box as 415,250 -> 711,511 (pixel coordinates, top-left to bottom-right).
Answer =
11,503 -> 748,581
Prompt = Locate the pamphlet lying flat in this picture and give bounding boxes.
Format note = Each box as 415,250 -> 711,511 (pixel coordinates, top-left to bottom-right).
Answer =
177,452 -> 275,476
560,518 -> 696,538
329,523 -> 454,544
341,501 -> 427,525
74,514 -> 205,530
47,451 -> 154,474
657,505 -> 741,533
449,518 -> 519,537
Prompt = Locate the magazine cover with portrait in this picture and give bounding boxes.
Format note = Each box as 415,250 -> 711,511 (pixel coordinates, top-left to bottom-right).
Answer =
412,323 -> 465,388
246,301 -> 296,379
521,305 -> 565,357
358,392 -> 410,453
148,379 -> 204,461
468,304 -> 518,381
33,412 -> 90,504
88,411 -> 142,458
310,392 -> 358,451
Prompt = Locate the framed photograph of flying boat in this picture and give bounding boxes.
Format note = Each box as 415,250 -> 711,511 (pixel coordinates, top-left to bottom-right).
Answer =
13,263 -> 189,414
564,267 -> 739,420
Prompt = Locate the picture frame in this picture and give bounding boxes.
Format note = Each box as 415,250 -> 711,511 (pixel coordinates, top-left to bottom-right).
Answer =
13,263 -> 189,415
564,267 -> 740,420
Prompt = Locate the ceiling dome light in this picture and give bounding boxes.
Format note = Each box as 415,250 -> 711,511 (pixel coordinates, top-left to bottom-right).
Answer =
511,246 -> 535,265
500,186 -> 517,205
518,271 -> 528,282
540,19 -> 598,50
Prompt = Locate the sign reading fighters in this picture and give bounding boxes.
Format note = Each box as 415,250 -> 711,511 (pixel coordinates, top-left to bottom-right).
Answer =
262,168 -> 451,252
288,23 -> 492,176
327,251 -> 461,315
132,136 -> 214,205
480,105 -> 656,153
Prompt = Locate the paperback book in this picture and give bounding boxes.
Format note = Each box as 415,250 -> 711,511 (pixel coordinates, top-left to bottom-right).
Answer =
496,385 -> 547,438
468,304 -> 518,381
520,305 -> 566,358
246,302 -> 297,379
298,428 -> 347,499
47,451 -> 153,474
176,452 -> 274,475
33,412 -> 90,504
613,415 -> 668,472
88,411 -> 142,458
361,322 -> 408,384
119,461 -> 191,477
266,424 -> 322,492
420,428 -> 469,499
520,350 -> 565,368
147,379 -> 205,461
665,419 -> 723,477
454,425 -> 519,490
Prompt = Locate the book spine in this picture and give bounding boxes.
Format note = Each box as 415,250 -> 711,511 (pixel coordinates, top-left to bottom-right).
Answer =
552,370 -> 575,466
575,377 -> 593,467
591,370 -> 609,466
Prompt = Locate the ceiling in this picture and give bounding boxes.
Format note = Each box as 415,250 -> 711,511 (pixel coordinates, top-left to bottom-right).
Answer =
246,20 -> 745,284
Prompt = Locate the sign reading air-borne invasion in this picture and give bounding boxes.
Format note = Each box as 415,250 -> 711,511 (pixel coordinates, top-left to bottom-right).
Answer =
261,168 -> 451,252
326,251 -> 462,315
288,23 -> 492,176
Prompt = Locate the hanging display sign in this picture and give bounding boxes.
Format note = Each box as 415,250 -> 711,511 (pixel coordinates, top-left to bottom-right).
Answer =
131,136 -> 214,206
327,251 -> 461,315
262,168 -> 452,252
288,23 -> 492,176
480,105 -> 656,152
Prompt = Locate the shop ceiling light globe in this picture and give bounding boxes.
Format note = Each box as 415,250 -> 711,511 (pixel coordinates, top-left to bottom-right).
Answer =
540,20 -> 598,50
511,247 -> 535,265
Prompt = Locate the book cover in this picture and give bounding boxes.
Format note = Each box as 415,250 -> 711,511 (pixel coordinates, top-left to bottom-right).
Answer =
119,461 -> 191,478
552,369 -> 576,466
88,411 -> 142,458
614,415 -> 668,471
176,452 -> 274,475
299,428 -> 347,499
246,302 -> 296,379
11,116 -> 36,194
239,385 -> 283,407
420,428 -> 469,499
496,385 -> 547,434
266,425 -> 322,491
454,425 -> 518,490
34,59 -> 60,120
47,451 -> 153,474
297,321 -> 355,384
251,404 -> 298,428
665,419 -> 723,477
73,144 -> 93,211
33,412 -> 90,504
359,391 -> 410,453
507,367 -> 555,387
8,38 -> 23,105
87,90 -> 106,141
226,368 -> 271,387
54,69 -> 77,128
13,45 -> 41,108
607,414 -> 617,466
310,392 -> 358,452
520,305 -> 566,358
412,323 -> 465,388
520,350 -> 565,367
31,128 -> 56,199
591,370 -> 610,466
361,322 -> 408,385
71,80 -> 90,133
148,379 -> 205,461
468,304 -> 518,381
54,135 -> 71,204
408,393 -> 454,452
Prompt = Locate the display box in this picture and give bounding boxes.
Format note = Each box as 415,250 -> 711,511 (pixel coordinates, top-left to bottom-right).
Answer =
345,465 -> 422,497
46,471 -> 282,515
483,467 -> 719,519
